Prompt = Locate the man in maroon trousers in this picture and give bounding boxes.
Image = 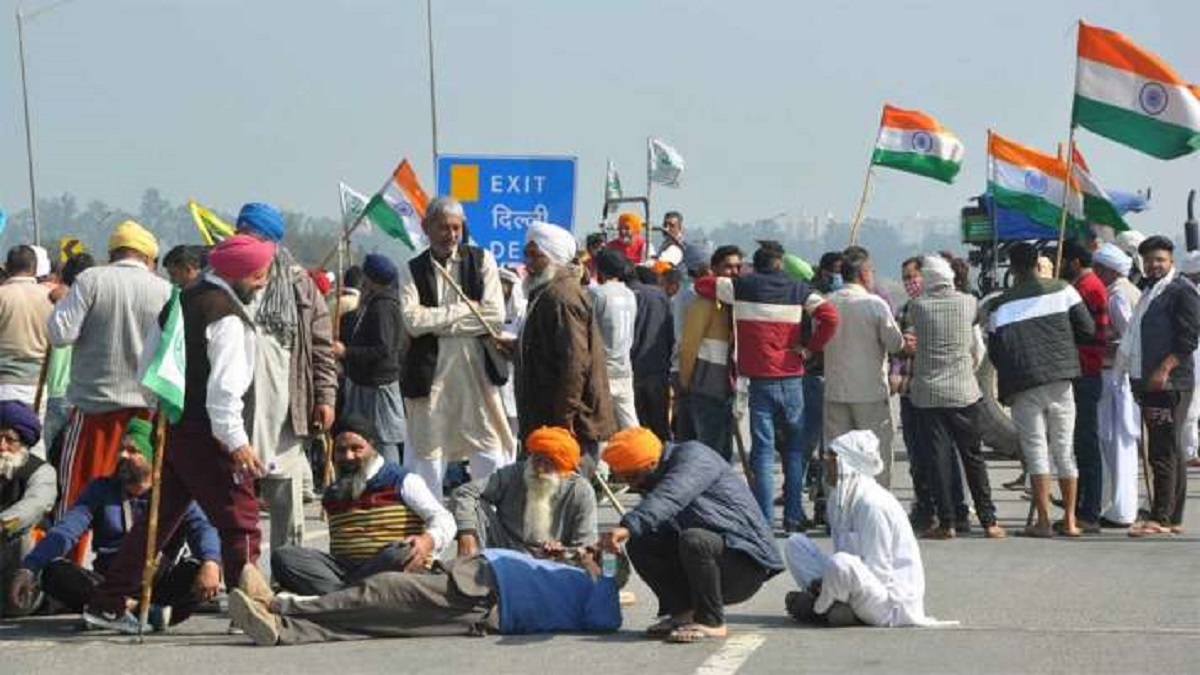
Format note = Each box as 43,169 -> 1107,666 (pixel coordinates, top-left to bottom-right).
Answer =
83,233 -> 276,633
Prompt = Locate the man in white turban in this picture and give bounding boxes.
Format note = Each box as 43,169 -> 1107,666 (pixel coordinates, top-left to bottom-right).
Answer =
514,222 -> 615,472
1093,243 -> 1143,526
783,430 -> 952,627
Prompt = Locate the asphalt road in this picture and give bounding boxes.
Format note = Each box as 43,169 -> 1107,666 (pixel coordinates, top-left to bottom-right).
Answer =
3,454 -> 1198,675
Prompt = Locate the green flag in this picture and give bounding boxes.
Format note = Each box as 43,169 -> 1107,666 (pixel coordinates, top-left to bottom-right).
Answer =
141,288 -> 186,423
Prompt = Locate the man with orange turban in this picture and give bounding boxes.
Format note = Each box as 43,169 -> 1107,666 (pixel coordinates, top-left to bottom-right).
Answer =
601,428 -> 782,644
449,426 -> 597,557
606,212 -> 649,264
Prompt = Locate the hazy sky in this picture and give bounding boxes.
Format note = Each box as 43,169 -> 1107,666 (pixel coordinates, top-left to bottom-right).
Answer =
2,0 -> 1198,238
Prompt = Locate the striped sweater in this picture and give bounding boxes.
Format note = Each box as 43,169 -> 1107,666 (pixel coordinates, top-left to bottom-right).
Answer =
985,278 -> 1095,404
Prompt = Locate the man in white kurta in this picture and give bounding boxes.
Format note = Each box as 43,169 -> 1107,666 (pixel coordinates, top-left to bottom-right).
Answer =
400,197 -> 516,495
1093,244 -> 1142,526
784,430 -> 950,627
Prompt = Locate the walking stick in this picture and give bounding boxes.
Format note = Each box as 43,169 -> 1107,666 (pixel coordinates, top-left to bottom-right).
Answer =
136,410 -> 169,642
732,421 -> 754,484
430,258 -> 503,340
594,472 -> 627,517
32,346 -> 52,414
1139,420 -> 1154,508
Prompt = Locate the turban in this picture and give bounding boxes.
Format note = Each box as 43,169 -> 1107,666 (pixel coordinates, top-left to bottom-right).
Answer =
602,427 -> 663,475
30,245 -> 51,278
108,220 -> 159,259
331,414 -> 378,447
236,202 -> 285,242
782,254 -> 813,281
617,212 -> 644,234
308,268 -> 332,296
1093,242 -> 1132,277
525,426 -> 581,473
1180,251 -> 1200,275
0,400 -> 41,447
362,253 -> 398,285
921,254 -> 954,291
682,239 -> 714,272
828,430 -> 884,477
1116,230 -> 1146,258
526,221 -> 577,266
652,260 -> 674,276
209,234 -> 276,280
123,417 -> 155,463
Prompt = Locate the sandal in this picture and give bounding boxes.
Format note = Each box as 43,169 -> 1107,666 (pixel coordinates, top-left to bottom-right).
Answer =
665,624 -> 726,644
1018,525 -> 1053,539
1128,521 -> 1172,537
1051,521 -> 1082,538
645,617 -> 681,638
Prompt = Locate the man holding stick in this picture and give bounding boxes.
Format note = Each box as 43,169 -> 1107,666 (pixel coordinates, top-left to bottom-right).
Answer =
82,234 -> 274,634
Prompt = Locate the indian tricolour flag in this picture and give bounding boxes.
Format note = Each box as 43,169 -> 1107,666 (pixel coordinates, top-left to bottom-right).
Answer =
871,104 -> 964,184
1071,143 -> 1129,236
363,159 -> 430,250
1073,22 -> 1200,159
988,132 -> 1083,230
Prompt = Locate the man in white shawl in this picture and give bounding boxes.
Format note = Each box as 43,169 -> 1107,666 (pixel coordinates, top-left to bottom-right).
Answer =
399,197 -> 515,495
784,430 -> 950,627
1092,243 -> 1142,527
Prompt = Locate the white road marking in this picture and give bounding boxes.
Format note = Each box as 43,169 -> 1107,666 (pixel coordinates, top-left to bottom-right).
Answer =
693,632 -> 766,675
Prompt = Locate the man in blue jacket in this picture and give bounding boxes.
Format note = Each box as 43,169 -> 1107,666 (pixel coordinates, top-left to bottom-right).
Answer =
8,418 -> 221,629
600,427 -> 784,643
226,547 -> 621,645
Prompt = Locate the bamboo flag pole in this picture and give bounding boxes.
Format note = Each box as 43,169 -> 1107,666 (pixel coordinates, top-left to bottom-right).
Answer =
645,137 -> 654,244
319,210 -> 369,271
847,164 -> 876,245
1054,131 -> 1079,275
32,345 -> 52,414
135,410 -> 169,642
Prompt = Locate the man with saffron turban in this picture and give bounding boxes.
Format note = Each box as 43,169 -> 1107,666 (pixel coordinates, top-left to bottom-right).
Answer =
449,426 -> 597,557
600,428 -> 782,643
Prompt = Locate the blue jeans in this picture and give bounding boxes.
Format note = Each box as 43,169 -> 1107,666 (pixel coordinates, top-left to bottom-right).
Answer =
688,394 -> 733,462
748,377 -> 807,526
1073,375 -> 1103,523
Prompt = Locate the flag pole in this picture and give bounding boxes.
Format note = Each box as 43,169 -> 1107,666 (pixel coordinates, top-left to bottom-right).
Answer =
987,129 -> 1000,289
135,410 -> 169,642
645,138 -> 654,231
318,210 -> 369,270
1053,128 -> 1078,274
426,0 -> 440,176
848,163 -> 875,245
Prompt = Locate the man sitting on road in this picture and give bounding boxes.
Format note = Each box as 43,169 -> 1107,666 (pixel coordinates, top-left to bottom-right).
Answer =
228,546 -> 622,645
0,401 -> 57,618
270,415 -> 455,596
10,418 -> 221,630
600,427 -> 783,644
784,430 -> 952,627
449,426 -> 597,558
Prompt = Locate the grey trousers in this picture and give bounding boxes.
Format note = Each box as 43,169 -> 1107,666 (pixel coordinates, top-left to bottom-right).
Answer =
274,555 -> 499,644
271,542 -> 415,596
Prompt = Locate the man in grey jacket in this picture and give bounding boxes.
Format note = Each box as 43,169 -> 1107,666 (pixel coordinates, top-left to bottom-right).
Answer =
1,401 -> 56,617
450,426 -> 596,557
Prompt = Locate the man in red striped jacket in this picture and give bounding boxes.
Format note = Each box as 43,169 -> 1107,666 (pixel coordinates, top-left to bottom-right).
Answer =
695,241 -> 838,532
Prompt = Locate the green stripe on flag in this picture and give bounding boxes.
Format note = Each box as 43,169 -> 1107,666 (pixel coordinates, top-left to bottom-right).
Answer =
1082,192 -> 1129,233
363,195 -> 416,250
989,184 -> 1084,232
1073,96 -> 1200,160
871,149 -> 961,184
141,288 -> 186,423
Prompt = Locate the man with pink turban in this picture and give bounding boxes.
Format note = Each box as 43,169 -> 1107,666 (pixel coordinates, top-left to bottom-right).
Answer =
83,234 -> 276,634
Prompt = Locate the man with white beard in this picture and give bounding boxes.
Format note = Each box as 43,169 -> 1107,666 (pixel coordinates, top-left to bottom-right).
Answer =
0,400 -> 57,617
271,415 -> 455,596
450,426 -> 597,557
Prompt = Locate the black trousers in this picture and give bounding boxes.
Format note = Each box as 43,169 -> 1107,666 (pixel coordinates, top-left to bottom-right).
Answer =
272,542 -> 415,596
41,557 -> 201,623
915,401 -> 998,527
626,528 -> 770,627
1137,391 -> 1187,526
634,373 -> 672,442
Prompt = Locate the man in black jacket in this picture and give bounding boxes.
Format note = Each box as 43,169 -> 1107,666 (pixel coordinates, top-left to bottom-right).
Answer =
986,243 -> 1095,537
333,254 -> 406,465
600,427 -> 783,644
627,270 -> 675,441
1121,236 -> 1200,536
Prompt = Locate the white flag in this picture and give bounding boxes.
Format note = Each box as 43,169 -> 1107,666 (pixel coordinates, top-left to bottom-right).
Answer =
648,137 -> 685,188
339,181 -> 373,234
605,159 -> 623,201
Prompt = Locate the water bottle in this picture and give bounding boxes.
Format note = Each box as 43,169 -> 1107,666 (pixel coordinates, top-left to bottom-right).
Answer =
601,551 -> 618,578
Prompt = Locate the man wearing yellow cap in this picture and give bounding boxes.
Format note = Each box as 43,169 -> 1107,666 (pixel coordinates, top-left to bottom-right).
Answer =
449,426 -> 597,557
600,428 -> 783,643
47,220 -> 170,565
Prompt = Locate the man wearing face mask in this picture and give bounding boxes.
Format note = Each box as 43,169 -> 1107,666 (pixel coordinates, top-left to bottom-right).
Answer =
83,233 -> 275,633
1118,236 -> 1200,537
10,418 -> 221,630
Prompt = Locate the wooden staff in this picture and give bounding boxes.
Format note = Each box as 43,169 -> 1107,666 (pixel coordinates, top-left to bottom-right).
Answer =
430,257 -> 503,340
731,422 -> 754,485
848,164 -> 876,245
594,471 -> 627,517
32,345 -> 52,414
1053,130 -> 1079,275
136,410 -> 169,642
